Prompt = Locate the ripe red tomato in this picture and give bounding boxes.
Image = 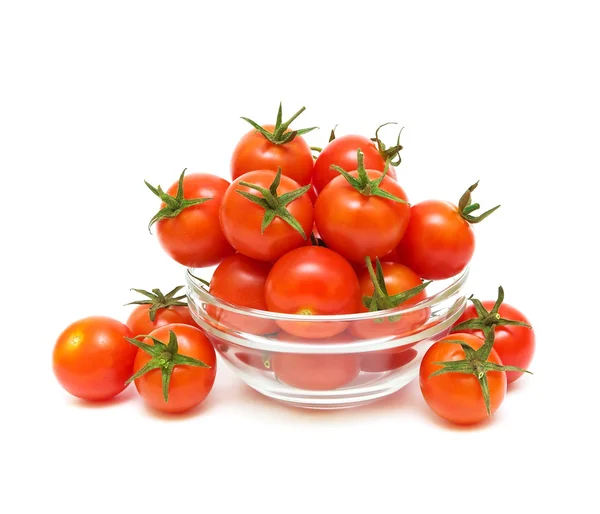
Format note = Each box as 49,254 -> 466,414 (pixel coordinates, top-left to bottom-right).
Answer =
265,246 -> 361,338
312,134 -> 398,193
350,262 -> 430,338
231,105 -> 316,185
146,170 -> 235,268
396,182 -> 499,280
53,316 -> 137,401
207,253 -> 276,335
456,302 -> 534,383
314,162 -> 410,263
271,333 -> 360,390
220,170 -> 313,262
419,333 -> 507,425
129,324 -> 216,414
126,286 -> 197,337
361,348 -> 418,373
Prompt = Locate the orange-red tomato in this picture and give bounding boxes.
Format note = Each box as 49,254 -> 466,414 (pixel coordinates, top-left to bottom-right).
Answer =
312,135 -> 397,193
265,246 -> 361,338
419,333 -> 507,425
155,173 -> 235,267
231,124 -> 313,186
207,253 -> 276,335
53,316 -> 137,401
131,324 -> 216,413
314,170 -> 410,263
127,305 -> 198,338
220,170 -> 313,262
350,262 -> 430,338
456,302 -> 535,383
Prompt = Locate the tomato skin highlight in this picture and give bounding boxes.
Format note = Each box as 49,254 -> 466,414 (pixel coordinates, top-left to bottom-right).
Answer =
156,173 -> 235,268
457,302 -> 535,383
396,200 -> 475,280
314,170 -> 410,263
265,246 -> 361,338
207,253 -> 276,335
231,125 -> 313,186
312,135 -> 397,193
132,324 -> 216,413
219,170 -> 314,262
53,316 -> 137,401
419,333 -> 507,425
126,305 -> 198,338
350,262 -> 430,339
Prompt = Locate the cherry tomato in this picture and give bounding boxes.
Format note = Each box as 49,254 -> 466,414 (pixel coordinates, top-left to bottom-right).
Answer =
312,135 -> 397,193
220,170 -> 313,261
147,171 -> 235,268
350,262 -> 430,338
315,168 -> 410,263
53,316 -> 137,401
457,302 -> 534,383
271,333 -> 360,390
420,333 -> 507,425
265,246 -> 361,338
126,286 -> 198,338
234,351 -> 274,372
130,324 -> 216,413
361,348 -> 418,373
207,253 -> 276,335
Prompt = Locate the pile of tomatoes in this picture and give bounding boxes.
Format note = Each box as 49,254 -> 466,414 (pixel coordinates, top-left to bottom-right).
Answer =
52,104 -> 535,425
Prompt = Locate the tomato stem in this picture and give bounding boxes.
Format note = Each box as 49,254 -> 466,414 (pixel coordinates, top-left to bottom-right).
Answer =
371,122 -> 404,166
457,181 -> 500,224
125,286 -> 188,322
241,103 -> 318,145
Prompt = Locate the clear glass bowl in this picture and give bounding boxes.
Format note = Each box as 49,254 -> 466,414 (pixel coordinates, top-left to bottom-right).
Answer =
186,267 -> 469,409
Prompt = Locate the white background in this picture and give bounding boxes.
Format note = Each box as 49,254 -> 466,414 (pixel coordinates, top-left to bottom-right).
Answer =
1,1 -> 598,512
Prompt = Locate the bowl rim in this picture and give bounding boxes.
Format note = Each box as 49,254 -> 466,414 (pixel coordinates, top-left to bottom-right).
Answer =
186,266 -> 469,322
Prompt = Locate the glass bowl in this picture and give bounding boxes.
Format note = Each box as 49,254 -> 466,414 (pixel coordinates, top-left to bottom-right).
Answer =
186,267 -> 469,409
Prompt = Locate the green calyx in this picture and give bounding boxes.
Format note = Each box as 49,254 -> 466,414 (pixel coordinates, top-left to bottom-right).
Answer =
331,149 -> 408,203
451,286 -> 531,336
370,122 -> 404,166
430,329 -> 532,417
363,257 -> 431,323
236,168 -> 310,239
125,286 -> 188,322
241,102 -> 317,145
125,330 -> 211,403
457,181 -> 501,223
145,169 -> 212,233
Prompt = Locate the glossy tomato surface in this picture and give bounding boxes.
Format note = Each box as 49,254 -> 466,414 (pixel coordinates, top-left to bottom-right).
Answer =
132,324 -> 217,413
420,333 -> 507,425
127,305 -> 197,338
314,170 -> 410,263
156,173 -> 235,267
53,316 -> 137,401
457,302 -> 535,383
396,200 -> 474,280
265,246 -> 361,338
220,170 -> 313,261
231,125 -> 313,185
312,135 -> 397,193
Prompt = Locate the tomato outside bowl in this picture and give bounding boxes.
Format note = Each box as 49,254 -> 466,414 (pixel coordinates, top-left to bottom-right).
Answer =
186,267 -> 469,410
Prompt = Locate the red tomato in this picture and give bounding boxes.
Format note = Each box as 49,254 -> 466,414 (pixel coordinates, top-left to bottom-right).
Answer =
271,333 -> 360,390
234,351 -> 274,372
307,183 -> 318,205
126,286 -> 197,337
315,169 -> 410,263
220,170 -> 313,261
396,183 -> 499,280
265,246 -> 361,338
148,171 -> 235,268
312,135 -> 398,193
53,316 -> 137,401
361,348 -> 418,373
457,302 -> 535,383
207,253 -> 276,335
350,262 -> 430,338
130,324 -> 216,414
419,333 -> 507,425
